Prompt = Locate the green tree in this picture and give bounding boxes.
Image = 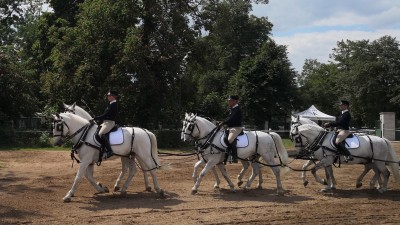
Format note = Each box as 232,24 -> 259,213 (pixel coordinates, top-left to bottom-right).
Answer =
331,36 -> 400,126
233,40 -> 297,129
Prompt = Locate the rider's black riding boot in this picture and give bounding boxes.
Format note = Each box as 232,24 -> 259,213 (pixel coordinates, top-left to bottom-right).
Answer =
230,140 -> 238,163
101,134 -> 113,159
223,136 -> 230,165
338,141 -> 353,162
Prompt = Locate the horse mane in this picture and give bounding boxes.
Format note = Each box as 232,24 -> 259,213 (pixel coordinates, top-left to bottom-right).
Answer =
299,118 -> 317,125
193,115 -> 216,128
298,123 -> 324,133
60,112 -> 89,125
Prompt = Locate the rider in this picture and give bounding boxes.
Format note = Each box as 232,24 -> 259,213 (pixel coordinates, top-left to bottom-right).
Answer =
324,100 -> 353,162
219,95 -> 243,164
91,90 -> 119,159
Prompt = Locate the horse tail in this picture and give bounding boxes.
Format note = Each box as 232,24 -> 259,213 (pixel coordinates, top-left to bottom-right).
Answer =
384,138 -> 400,184
269,132 -> 289,166
148,131 -> 169,170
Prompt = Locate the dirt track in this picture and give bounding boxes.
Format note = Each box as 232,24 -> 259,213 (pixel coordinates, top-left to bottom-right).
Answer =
1,150 -> 400,225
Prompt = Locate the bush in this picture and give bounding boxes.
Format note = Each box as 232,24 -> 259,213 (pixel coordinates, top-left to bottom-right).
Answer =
151,129 -> 192,149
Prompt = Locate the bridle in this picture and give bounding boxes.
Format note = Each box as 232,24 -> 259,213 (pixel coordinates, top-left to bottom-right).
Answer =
53,117 -> 90,145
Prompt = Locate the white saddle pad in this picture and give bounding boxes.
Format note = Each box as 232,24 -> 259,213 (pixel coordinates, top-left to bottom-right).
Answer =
330,135 -> 360,149
94,127 -> 124,146
220,132 -> 249,148
109,127 -> 124,145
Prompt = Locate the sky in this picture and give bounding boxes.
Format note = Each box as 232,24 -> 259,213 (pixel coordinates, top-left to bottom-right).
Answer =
251,0 -> 400,73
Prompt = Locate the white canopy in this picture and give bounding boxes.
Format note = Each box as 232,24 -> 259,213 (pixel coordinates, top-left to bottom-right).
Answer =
293,105 -> 336,121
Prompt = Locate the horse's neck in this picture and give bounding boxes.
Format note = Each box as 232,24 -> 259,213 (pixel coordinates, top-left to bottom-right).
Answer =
75,106 -> 91,120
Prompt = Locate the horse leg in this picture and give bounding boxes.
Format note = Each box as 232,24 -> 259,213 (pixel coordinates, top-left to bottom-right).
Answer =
325,165 -> 336,190
243,162 -> 260,192
113,157 -> 128,192
356,163 -> 374,188
119,158 -> 137,195
192,160 -> 203,184
301,160 -> 313,187
237,160 -> 250,187
216,163 -> 235,192
256,162 -> 263,189
375,162 -> 389,193
84,164 -> 109,193
138,159 -> 152,192
260,153 -> 284,195
370,165 -> 384,190
310,159 -> 333,192
212,166 -> 221,189
149,169 -> 165,198
64,162 -> 89,202
323,166 -> 336,191
192,160 -> 220,194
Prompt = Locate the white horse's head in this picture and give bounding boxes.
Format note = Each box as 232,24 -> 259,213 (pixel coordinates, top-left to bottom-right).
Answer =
293,124 -> 325,151
290,116 -> 319,151
52,112 -> 89,146
181,113 -> 216,142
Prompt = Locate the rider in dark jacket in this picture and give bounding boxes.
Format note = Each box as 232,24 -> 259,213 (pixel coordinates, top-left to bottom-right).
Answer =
91,90 -> 119,159
324,100 -> 353,161
219,95 -> 243,164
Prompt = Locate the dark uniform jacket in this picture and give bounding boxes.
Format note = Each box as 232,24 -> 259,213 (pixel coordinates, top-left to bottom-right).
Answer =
329,110 -> 351,130
222,105 -> 242,127
94,101 -> 118,122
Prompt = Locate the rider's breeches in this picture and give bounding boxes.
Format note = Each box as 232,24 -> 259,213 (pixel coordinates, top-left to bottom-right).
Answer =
335,129 -> 350,145
98,120 -> 115,136
227,127 -> 244,144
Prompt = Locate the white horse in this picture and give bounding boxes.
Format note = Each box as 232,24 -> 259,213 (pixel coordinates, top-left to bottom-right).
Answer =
293,122 -> 400,193
182,113 -> 289,195
290,116 -> 382,190
64,102 -> 153,192
52,112 -> 165,202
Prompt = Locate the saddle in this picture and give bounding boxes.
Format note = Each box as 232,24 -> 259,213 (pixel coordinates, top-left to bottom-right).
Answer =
94,125 -> 124,145
220,131 -> 249,148
329,134 -> 360,149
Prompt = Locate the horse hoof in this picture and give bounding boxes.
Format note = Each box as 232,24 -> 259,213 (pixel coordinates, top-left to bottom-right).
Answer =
243,188 -> 250,193
277,191 -> 285,196
114,186 -> 120,192
237,181 -> 243,187
356,182 -> 362,188
191,189 -> 198,195
322,179 -> 328,185
63,197 -> 71,203
257,185 -> 263,190
103,187 -> 109,193
321,188 -> 331,193
146,186 -> 152,192
97,182 -> 102,187
303,181 -> 309,187
158,189 -> 166,198
120,191 -> 127,196
377,188 -> 386,194
214,185 -> 220,189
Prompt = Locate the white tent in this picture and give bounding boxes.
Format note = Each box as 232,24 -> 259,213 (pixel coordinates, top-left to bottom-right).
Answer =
293,105 -> 336,121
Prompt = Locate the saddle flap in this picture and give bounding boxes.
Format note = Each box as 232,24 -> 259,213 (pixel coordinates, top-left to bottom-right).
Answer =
220,132 -> 249,148
94,127 -> 124,145
330,134 -> 360,149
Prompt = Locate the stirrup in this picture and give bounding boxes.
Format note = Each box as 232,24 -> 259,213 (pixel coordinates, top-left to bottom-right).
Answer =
103,151 -> 113,159
344,155 -> 353,162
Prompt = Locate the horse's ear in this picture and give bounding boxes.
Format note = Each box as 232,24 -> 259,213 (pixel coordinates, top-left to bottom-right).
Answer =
72,102 -> 76,108
297,115 -> 300,121
63,103 -> 69,109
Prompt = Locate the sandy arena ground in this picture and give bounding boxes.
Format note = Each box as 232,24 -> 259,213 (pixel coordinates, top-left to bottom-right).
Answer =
1,150 -> 400,225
